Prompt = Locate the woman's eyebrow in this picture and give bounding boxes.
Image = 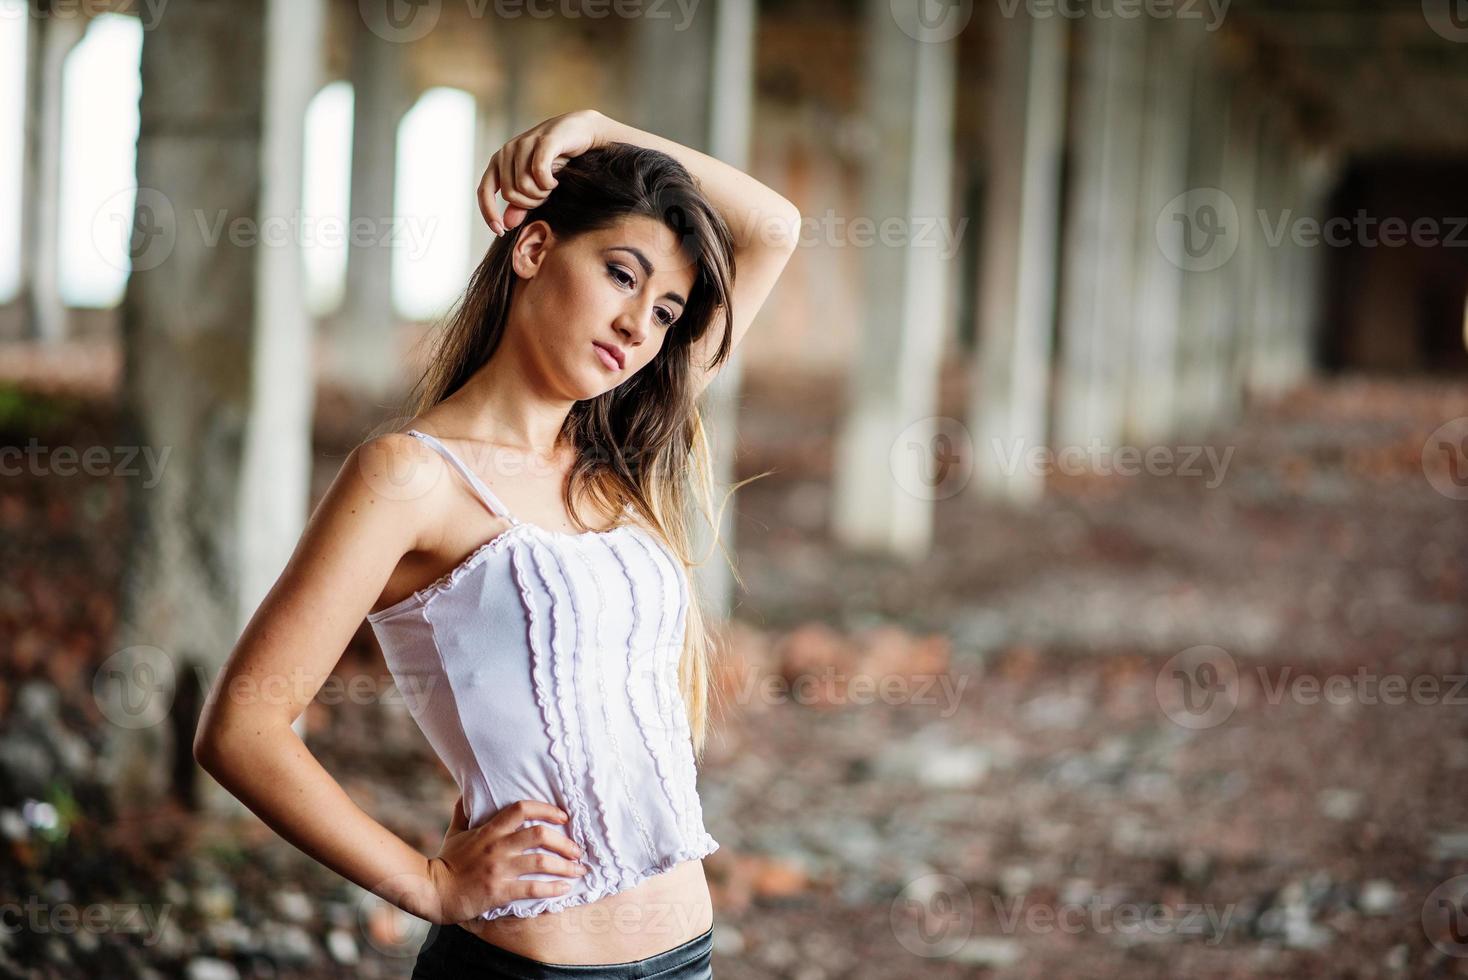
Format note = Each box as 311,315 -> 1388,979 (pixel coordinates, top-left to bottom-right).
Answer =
605,246 -> 687,307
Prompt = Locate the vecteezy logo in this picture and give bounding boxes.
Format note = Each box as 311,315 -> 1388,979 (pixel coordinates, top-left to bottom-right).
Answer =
1155,645 -> 1239,730
1155,188 -> 1240,272
357,874 -> 433,956
892,0 -> 973,43
890,873 -> 973,957
1423,0 -> 1468,42
93,645 -> 176,730
1424,875 -> 1468,957
359,0 -> 441,43
1422,417 -> 1468,500
890,416 -> 974,501
93,187 -> 177,273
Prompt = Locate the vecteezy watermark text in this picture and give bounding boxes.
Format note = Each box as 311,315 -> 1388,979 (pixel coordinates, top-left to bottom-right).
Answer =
735,667 -> 969,717
989,893 -> 1236,945
996,0 -> 1230,30
0,898 -> 174,947
2,0 -> 171,30
889,873 -> 1237,959
1157,645 -> 1468,731
0,439 -> 170,488
989,438 -> 1235,488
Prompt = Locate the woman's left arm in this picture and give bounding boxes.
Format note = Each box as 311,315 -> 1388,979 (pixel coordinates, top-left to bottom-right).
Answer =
479,109 -> 802,397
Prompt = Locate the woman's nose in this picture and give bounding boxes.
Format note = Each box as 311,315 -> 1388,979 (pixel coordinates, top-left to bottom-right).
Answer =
615,310 -> 649,345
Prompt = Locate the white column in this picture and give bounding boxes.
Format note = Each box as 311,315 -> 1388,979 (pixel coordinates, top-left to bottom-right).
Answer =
24,12 -> 86,342
969,8 -> 1067,504
1174,50 -> 1230,434
1054,13 -> 1145,455
695,0 -> 756,614
1216,93 -> 1263,426
1244,117 -> 1327,399
241,0 -> 326,741
635,0 -> 758,610
1242,119 -> 1282,398
472,20 -> 531,267
830,0 -> 957,553
1276,147 -> 1336,390
1126,18 -> 1200,444
335,15 -> 409,395
111,0 -> 272,815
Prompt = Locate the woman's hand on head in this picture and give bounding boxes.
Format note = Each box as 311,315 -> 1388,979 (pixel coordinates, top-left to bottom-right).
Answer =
479,109 -> 605,236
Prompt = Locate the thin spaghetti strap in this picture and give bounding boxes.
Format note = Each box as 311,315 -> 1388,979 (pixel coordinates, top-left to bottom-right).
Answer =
406,429 -> 521,525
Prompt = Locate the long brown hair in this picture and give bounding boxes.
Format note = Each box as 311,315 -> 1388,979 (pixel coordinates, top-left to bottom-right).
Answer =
387,142 -> 759,760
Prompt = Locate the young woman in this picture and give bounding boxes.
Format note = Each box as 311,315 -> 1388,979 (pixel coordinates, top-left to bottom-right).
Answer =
193,109 -> 799,978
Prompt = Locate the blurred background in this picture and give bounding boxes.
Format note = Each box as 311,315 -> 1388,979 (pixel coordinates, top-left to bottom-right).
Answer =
2,0 -> 1467,976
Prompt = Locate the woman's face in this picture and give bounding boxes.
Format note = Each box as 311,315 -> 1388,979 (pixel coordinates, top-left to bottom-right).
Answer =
508,214 -> 699,400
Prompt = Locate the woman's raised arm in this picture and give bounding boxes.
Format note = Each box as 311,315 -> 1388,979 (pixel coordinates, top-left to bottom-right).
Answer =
477,108 -> 802,398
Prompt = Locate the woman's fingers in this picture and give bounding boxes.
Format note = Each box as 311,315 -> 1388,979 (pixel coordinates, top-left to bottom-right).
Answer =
502,204 -> 529,231
478,152 -> 503,233
497,144 -> 544,211
480,133 -> 569,233
510,851 -> 589,879
505,823 -> 582,861
516,138 -> 557,195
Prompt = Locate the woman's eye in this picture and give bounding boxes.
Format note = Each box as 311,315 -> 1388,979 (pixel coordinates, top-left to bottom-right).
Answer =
611,264 -> 675,326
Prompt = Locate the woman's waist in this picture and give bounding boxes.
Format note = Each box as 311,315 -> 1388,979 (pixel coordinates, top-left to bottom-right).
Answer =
455,857 -> 713,964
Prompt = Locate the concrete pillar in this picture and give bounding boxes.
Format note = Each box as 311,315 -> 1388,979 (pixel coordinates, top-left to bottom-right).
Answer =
21,10 -> 86,342
1173,49 -> 1231,434
829,0 -> 957,553
697,0 -> 757,611
1215,92 -> 1263,426
635,0 -> 757,610
969,7 -> 1067,504
13,8 -> 42,341
241,0 -> 326,740
1241,120 -> 1281,398
1245,129 -> 1335,398
1275,147 -> 1336,390
111,0 -> 267,813
1126,18 -> 1202,444
1054,13 -> 1145,455
334,11 -> 411,395
471,21 -> 531,267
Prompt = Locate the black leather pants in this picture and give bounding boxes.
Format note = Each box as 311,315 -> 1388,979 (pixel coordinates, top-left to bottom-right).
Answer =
410,922 -> 715,979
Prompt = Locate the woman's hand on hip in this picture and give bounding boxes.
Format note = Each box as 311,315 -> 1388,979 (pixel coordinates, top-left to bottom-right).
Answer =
425,799 -> 589,925
478,109 -> 605,236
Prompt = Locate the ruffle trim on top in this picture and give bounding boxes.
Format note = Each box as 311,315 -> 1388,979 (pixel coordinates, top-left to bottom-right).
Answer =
662,568 -> 709,840
620,529 -> 692,844
479,523 -> 718,924
550,538 -> 633,886
514,536 -> 604,894
476,835 -> 721,922
598,539 -> 663,868
368,522 -> 531,622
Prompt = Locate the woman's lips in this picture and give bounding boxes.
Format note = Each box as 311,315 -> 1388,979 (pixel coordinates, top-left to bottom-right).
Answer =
593,342 -> 621,371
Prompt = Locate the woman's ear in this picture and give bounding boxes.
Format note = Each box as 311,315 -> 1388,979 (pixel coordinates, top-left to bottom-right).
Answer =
510,219 -> 554,279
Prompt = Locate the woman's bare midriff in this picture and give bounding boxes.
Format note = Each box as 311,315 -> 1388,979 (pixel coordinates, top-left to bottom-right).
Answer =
454,857 -> 713,965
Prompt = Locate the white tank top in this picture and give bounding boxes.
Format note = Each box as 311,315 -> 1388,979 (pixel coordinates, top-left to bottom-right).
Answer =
366,429 -> 719,921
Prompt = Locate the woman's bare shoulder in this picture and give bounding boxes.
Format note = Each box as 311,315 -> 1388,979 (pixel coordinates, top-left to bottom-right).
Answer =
316,430 -> 456,554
